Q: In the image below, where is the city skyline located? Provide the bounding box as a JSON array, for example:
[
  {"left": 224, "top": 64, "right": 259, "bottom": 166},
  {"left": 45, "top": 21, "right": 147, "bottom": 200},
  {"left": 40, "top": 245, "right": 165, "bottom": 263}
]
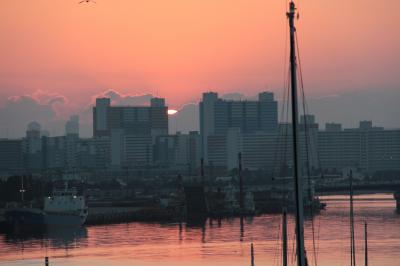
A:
[
  {"left": 1, "top": 91, "right": 398, "bottom": 176},
  {"left": 0, "top": 88, "right": 399, "bottom": 138}
]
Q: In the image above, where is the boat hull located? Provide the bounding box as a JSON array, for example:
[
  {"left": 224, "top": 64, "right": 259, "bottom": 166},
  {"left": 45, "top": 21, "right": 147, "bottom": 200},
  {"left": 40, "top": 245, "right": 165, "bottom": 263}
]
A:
[{"left": 5, "top": 208, "right": 87, "bottom": 227}]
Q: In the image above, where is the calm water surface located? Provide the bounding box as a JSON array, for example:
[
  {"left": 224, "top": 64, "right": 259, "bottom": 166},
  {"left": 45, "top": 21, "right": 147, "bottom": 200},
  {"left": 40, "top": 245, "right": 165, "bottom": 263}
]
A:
[{"left": 1, "top": 193, "right": 399, "bottom": 266}]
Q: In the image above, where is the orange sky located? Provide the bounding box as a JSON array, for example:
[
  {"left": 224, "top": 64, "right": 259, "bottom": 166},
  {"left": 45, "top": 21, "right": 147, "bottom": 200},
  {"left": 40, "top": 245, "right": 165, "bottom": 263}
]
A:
[{"left": 0, "top": 0, "right": 399, "bottom": 109}]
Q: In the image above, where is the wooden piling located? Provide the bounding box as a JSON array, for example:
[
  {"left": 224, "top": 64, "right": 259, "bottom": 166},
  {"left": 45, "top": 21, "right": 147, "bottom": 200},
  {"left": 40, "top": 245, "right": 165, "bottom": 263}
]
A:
[{"left": 251, "top": 242, "right": 255, "bottom": 266}]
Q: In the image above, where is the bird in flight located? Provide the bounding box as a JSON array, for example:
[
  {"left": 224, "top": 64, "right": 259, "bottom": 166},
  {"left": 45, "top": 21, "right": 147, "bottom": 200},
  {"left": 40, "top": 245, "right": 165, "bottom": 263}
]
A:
[{"left": 79, "top": 0, "right": 96, "bottom": 3}]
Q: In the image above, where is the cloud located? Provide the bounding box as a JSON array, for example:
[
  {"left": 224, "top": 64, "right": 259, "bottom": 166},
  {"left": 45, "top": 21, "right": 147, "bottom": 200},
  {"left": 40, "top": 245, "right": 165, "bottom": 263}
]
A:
[
  {"left": 93, "top": 89, "right": 153, "bottom": 106},
  {"left": 0, "top": 92, "right": 65, "bottom": 138},
  {"left": 47, "top": 95, "right": 67, "bottom": 105},
  {"left": 31, "top": 90, "right": 68, "bottom": 105},
  {"left": 221, "top": 92, "right": 245, "bottom": 101}
]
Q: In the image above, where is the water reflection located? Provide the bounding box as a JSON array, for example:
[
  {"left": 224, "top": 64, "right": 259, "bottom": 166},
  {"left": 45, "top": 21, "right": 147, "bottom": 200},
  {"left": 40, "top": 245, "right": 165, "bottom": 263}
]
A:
[
  {"left": 0, "top": 194, "right": 398, "bottom": 266},
  {"left": 3, "top": 226, "right": 88, "bottom": 253}
]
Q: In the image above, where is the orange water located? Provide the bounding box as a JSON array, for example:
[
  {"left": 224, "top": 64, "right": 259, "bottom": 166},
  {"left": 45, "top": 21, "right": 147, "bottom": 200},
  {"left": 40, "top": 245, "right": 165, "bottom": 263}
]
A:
[{"left": 1, "top": 193, "right": 399, "bottom": 266}]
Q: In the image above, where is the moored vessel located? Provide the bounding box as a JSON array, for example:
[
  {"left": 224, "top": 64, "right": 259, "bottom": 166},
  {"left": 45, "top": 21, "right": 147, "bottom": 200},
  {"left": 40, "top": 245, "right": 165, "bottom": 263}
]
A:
[{"left": 5, "top": 186, "right": 88, "bottom": 227}]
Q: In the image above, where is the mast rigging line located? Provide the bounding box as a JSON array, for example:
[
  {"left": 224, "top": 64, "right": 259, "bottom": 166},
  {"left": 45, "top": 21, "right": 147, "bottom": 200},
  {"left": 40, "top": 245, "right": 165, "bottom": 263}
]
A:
[
  {"left": 293, "top": 29, "right": 325, "bottom": 181},
  {"left": 294, "top": 30, "right": 320, "bottom": 266}
]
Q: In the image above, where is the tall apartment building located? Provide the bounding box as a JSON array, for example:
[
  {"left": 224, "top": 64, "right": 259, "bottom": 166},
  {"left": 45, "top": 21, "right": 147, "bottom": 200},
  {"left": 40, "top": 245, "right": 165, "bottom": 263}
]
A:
[
  {"left": 42, "top": 136, "right": 66, "bottom": 169},
  {"left": 199, "top": 91, "right": 278, "bottom": 162},
  {"left": 124, "top": 135, "right": 153, "bottom": 167},
  {"left": 65, "top": 115, "right": 79, "bottom": 137},
  {"left": 218, "top": 122, "right": 317, "bottom": 173},
  {"left": 0, "top": 139, "right": 23, "bottom": 174},
  {"left": 154, "top": 131, "right": 201, "bottom": 172},
  {"left": 93, "top": 97, "right": 168, "bottom": 137},
  {"left": 318, "top": 121, "right": 400, "bottom": 173},
  {"left": 207, "top": 128, "right": 242, "bottom": 170},
  {"left": 92, "top": 97, "right": 169, "bottom": 169},
  {"left": 23, "top": 122, "right": 43, "bottom": 170},
  {"left": 202, "top": 113, "right": 339, "bottom": 174},
  {"left": 239, "top": 119, "right": 399, "bottom": 175}
]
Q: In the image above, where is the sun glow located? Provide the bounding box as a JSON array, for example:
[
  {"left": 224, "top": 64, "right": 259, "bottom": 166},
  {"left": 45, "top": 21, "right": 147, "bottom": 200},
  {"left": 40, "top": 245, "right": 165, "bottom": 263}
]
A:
[{"left": 167, "top": 109, "right": 178, "bottom": 115}]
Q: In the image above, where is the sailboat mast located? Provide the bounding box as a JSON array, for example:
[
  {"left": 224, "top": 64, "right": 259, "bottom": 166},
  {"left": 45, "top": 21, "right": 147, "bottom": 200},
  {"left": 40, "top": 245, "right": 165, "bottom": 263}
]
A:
[
  {"left": 239, "top": 152, "right": 244, "bottom": 211},
  {"left": 19, "top": 175, "right": 25, "bottom": 202},
  {"left": 287, "top": 2, "right": 306, "bottom": 266},
  {"left": 201, "top": 158, "right": 205, "bottom": 183}
]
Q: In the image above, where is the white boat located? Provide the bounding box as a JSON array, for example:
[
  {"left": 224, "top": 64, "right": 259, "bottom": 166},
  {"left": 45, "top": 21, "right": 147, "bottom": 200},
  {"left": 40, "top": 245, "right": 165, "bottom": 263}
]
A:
[{"left": 5, "top": 186, "right": 88, "bottom": 227}]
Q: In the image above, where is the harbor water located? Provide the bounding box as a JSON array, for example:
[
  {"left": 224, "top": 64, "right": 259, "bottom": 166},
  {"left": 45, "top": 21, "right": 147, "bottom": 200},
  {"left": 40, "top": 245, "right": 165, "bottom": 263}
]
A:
[{"left": 0, "top": 193, "right": 399, "bottom": 266}]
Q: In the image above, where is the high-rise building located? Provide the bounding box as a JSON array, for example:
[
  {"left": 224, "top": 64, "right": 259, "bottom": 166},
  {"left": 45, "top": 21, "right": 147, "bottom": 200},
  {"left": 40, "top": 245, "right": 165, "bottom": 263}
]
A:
[
  {"left": 65, "top": 115, "right": 79, "bottom": 137},
  {"left": 153, "top": 131, "right": 201, "bottom": 172},
  {"left": 24, "top": 122, "right": 43, "bottom": 170},
  {"left": 92, "top": 97, "right": 169, "bottom": 169},
  {"left": 325, "top": 123, "right": 342, "bottom": 132},
  {"left": 84, "top": 136, "right": 111, "bottom": 170},
  {"left": 200, "top": 91, "right": 278, "bottom": 163},
  {"left": 124, "top": 135, "right": 153, "bottom": 167},
  {"left": 93, "top": 97, "right": 168, "bottom": 137},
  {"left": 318, "top": 122, "right": 400, "bottom": 173},
  {"left": 199, "top": 92, "right": 218, "bottom": 162},
  {"left": 0, "top": 139, "right": 23, "bottom": 174},
  {"left": 42, "top": 136, "right": 66, "bottom": 169}
]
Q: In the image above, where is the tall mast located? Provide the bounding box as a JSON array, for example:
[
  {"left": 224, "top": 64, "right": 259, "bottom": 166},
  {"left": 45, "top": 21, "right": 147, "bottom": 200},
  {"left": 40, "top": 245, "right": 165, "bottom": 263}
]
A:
[
  {"left": 201, "top": 158, "right": 204, "bottom": 182},
  {"left": 239, "top": 152, "right": 244, "bottom": 211},
  {"left": 19, "top": 175, "right": 26, "bottom": 202},
  {"left": 287, "top": 2, "right": 307, "bottom": 266}
]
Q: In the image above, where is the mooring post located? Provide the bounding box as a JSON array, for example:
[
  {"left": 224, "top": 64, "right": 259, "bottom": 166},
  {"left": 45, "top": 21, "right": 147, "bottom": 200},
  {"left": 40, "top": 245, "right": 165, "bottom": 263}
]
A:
[
  {"left": 251, "top": 242, "right": 255, "bottom": 266},
  {"left": 365, "top": 222, "right": 368, "bottom": 266}
]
